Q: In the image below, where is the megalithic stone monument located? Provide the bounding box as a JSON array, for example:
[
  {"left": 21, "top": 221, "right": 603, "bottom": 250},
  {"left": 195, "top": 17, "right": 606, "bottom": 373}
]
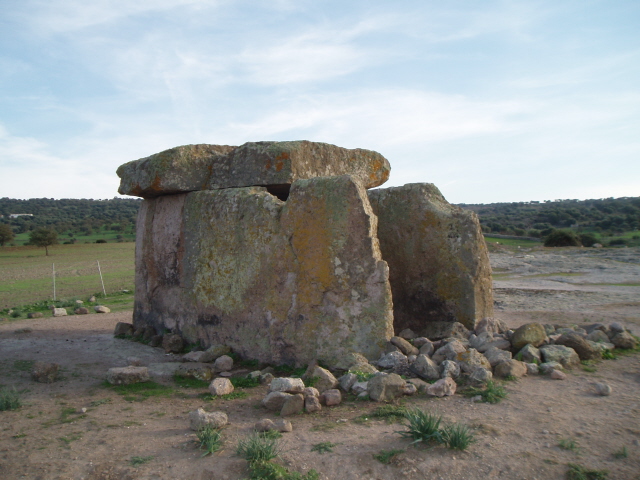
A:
[{"left": 117, "top": 140, "right": 492, "bottom": 367}]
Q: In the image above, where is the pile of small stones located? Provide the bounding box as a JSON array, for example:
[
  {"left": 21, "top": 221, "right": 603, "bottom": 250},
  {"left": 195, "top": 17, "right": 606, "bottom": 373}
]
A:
[{"left": 109, "top": 318, "right": 637, "bottom": 433}]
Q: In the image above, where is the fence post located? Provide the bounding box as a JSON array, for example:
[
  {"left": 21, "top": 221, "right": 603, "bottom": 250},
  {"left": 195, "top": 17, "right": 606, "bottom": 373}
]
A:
[
  {"left": 97, "top": 260, "right": 107, "bottom": 298},
  {"left": 52, "top": 263, "right": 56, "bottom": 301}
]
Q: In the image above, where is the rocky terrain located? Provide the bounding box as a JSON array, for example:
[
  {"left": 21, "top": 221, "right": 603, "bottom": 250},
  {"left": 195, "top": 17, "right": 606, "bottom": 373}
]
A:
[{"left": 0, "top": 246, "right": 638, "bottom": 480}]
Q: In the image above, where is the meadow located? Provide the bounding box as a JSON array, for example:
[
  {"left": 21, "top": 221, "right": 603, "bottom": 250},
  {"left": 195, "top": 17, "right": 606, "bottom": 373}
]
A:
[{"left": 0, "top": 242, "right": 135, "bottom": 311}]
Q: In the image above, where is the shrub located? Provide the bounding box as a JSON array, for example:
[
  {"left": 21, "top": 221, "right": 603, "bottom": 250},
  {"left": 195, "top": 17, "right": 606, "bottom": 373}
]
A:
[
  {"left": 197, "top": 425, "right": 223, "bottom": 457},
  {"left": 0, "top": 387, "right": 22, "bottom": 411},
  {"left": 236, "top": 432, "right": 281, "bottom": 463},
  {"left": 608, "top": 238, "right": 626, "bottom": 246},
  {"left": 463, "top": 380, "right": 507, "bottom": 404},
  {"left": 579, "top": 233, "right": 598, "bottom": 247},
  {"left": 398, "top": 409, "right": 443, "bottom": 445},
  {"left": 566, "top": 463, "right": 608, "bottom": 480},
  {"left": 440, "top": 423, "right": 476, "bottom": 451},
  {"left": 544, "top": 230, "right": 581, "bottom": 247},
  {"left": 95, "top": 239, "right": 107, "bottom": 244}
]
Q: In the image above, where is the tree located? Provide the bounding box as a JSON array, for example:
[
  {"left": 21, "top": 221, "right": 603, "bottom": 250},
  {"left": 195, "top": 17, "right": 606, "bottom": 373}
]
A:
[
  {"left": 29, "top": 228, "right": 58, "bottom": 255},
  {"left": 0, "top": 224, "right": 14, "bottom": 246},
  {"left": 543, "top": 229, "right": 580, "bottom": 247}
]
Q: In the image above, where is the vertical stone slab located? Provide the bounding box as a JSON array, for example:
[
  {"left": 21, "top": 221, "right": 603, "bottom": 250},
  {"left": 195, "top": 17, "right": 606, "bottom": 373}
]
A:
[
  {"left": 134, "top": 176, "right": 393, "bottom": 367},
  {"left": 280, "top": 175, "right": 394, "bottom": 363},
  {"left": 368, "top": 183, "right": 493, "bottom": 332}
]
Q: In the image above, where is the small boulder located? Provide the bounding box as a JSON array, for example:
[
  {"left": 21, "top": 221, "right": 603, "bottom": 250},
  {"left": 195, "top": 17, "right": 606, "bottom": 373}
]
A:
[
  {"left": 274, "top": 419, "right": 293, "bottom": 432},
  {"left": 511, "top": 323, "right": 546, "bottom": 350},
  {"left": 262, "top": 391, "right": 292, "bottom": 411},
  {"left": 333, "top": 352, "right": 370, "bottom": 371},
  {"left": 338, "top": 373, "right": 357, "bottom": 392},
  {"left": 303, "top": 387, "right": 319, "bottom": 398},
  {"left": 182, "top": 351, "right": 207, "bottom": 363},
  {"left": 539, "top": 362, "right": 563, "bottom": 375},
  {"left": 280, "top": 394, "right": 304, "bottom": 416},
  {"left": 31, "top": 362, "right": 60, "bottom": 383},
  {"left": 27, "top": 312, "right": 44, "bottom": 319},
  {"left": 403, "top": 383, "right": 417, "bottom": 395},
  {"left": 390, "top": 336, "right": 419, "bottom": 356},
  {"left": 351, "top": 381, "right": 368, "bottom": 395},
  {"left": 406, "top": 378, "right": 429, "bottom": 393},
  {"left": 74, "top": 307, "right": 89, "bottom": 315},
  {"left": 255, "top": 418, "right": 277, "bottom": 432},
  {"left": 320, "top": 389, "right": 341, "bottom": 406},
  {"left": 304, "top": 365, "right": 338, "bottom": 393},
  {"left": 94, "top": 306, "right": 110, "bottom": 314},
  {"left": 555, "top": 332, "right": 602, "bottom": 361},
  {"left": 611, "top": 331, "right": 637, "bottom": 350},
  {"left": 213, "top": 355, "right": 234, "bottom": 372},
  {"left": 540, "top": 345, "right": 580, "bottom": 369},
  {"left": 377, "top": 351, "right": 408, "bottom": 370},
  {"left": 422, "top": 321, "right": 469, "bottom": 341},
  {"left": 410, "top": 354, "right": 440, "bottom": 381},
  {"left": 469, "top": 366, "right": 493, "bottom": 385},
  {"left": 525, "top": 363, "right": 539, "bottom": 375},
  {"left": 484, "top": 347, "right": 512, "bottom": 367},
  {"left": 515, "top": 344, "right": 541, "bottom": 364},
  {"left": 106, "top": 366, "right": 149, "bottom": 385},
  {"left": 432, "top": 340, "right": 466, "bottom": 364},
  {"left": 455, "top": 348, "right": 491, "bottom": 374},
  {"left": 475, "top": 317, "right": 507, "bottom": 335},
  {"left": 550, "top": 370, "right": 567, "bottom": 380},
  {"left": 426, "top": 377, "right": 457, "bottom": 397},
  {"left": 269, "top": 377, "right": 305, "bottom": 394},
  {"left": 440, "top": 360, "right": 460, "bottom": 379},
  {"left": 200, "top": 344, "right": 232, "bottom": 363},
  {"left": 176, "top": 363, "right": 215, "bottom": 381},
  {"left": 52, "top": 308, "right": 68, "bottom": 317},
  {"left": 162, "top": 333, "right": 184, "bottom": 354},
  {"left": 418, "top": 340, "right": 434, "bottom": 357},
  {"left": 209, "top": 378, "right": 234, "bottom": 396},
  {"left": 189, "top": 408, "right": 228, "bottom": 430},
  {"left": 305, "top": 395, "right": 322, "bottom": 413},
  {"left": 594, "top": 382, "right": 612, "bottom": 396},
  {"left": 494, "top": 359, "right": 527, "bottom": 379},
  {"left": 398, "top": 328, "right": 417, "bottom": 340},
  {"left": 368, "top": 373, "right": 406, "bottom": 402},
  {"left": 586, "top": 330, "right": 610, "bottom": 343}
]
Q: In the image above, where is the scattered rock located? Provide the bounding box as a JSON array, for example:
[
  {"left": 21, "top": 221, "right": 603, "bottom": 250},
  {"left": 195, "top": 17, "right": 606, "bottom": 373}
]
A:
[
  {"left": 182, "top": 351, "right": 207, "bottom": 363},
  {"left": 611, "top": 331, "right": 637, "bottom": 350},
  {"left": 333, "top": 353, "right": 370, "bottom": 371},
  {"left": 398, "top": 328, "right": 417, "bottom": 340},
  {"left": 440, "top": 360, "right": 461, "bottom": 379},
  {"left": 176, "top": 363, "right": 215, "bottom": 381},
  {"left": 494, "top": 360, "right": 527, "bottom": 379},
  {"left": 469, "top": 367, "right": 493, "bottom": 385},
  {"left": 432, "top": 340, "right": 467, "bottom": 363},
  {"left": 31, "top": 362, "right": 60, "bottom": 383},
  {"left": 274, "top": 419, "right": 293, "bottom": 432},
  {"left": 320, "top": 389, "right": 342, "bottom": 406},
  {"left": 421, "top": 322, "right": 471, "bottom": 341},
  {"left": 189, "top": 408, "right": 228, "bottom": 430},
  {"left": 390, "top": 336, "right": 419, "bottom": 356},
  {"left": 269, "top": 377, "right": 305, "bottom": 394},
  {"left": 595, "top": 382, "right": 612, "bottom": 396},
  {"left": 162, "top": 333, "right": 184, "bottom": 354},
  {"left": 338, "top": 373, "right": 357, "bottom": 392},
  {"left": 209, "top": 378, "right": 234, "bottom": 396},
  {"left": 515, "top": 344, "right": 541, "bottom": 364},
  {"left": 540, "top": 345, "right": 580, "bottom": 369},
  {"left": 303, "top": 387, "right": 319, "bottom": 398},
  {"left": 586, "top": 330, "right": 610, "bottom": 343},
  {"left": 280, "top": 394, "right": 304, "bottom": 416},
  {"left": 304, "top": 365, "right": 338, "bottom": 393},
  {"left": 550, "top": 370, "right": 567, "bottom": 380},
  {"left": 27, "top": 312, "right": 44, "bottom": 319},
  {"left": 511, "top": 323, "right": 546, "bottom": 350},
  {"left": 106, "top": 366, "right": 150, "bottom": 385},
  {"left": 213, "top": 355, "right": 234, "bottom": 372},
  {"left": 200, "top": 344, "right": 232, "bottom": 363},
  {"left": 456, "top": 348, "right": 491, "bottom": 374},
  {"left": 555, "top": 332, "right": 602, "bottom": 361},
  {"left": 51, "top": 308, "right": 67, "bottom": 317},
  {"left": 475, "top": 317, "right": 507, "bottom": 335},
  {"left": 255, "top": 418, "right": 276, "bottom": 432},
  {"left": 406, "top": 378, "right": 429, "bottom": 393},
  {"left": 94, "top": 306, "right": 110, "bottom": 314},
  {"left": 403, "top": 383, "right": 417, "bottom": 395},
  {"left": 539, "top": 362, "right": 564, "bottom": 375},
  {"left": 525, "top": 363, "right": 539, "bottom": 375},
  {"left": 418, "top": 340, "right": 434, "bottom": 356},
  {"left": 74, "top": 307, "right": 89, "bottom": 315},
  {"left": 410, "top": 354, "right": 440, "bottom": 381},
  {"left": 377, "top": 351, "right": 408, "bottom": 370},
  {"left": 262, "top": 391, "right": 292, "bottom": 411},
  {"left": 367, "top": 373, "right": 406, "bottom": 402},
  {"left": 426, "top": 377, "right": 457, "bottom": 397},
  {"left": 305, "top": 395, "right": 322, "bottom": 413},
  {"left": 484, "top": 346, "right": 512, "bottom": 367}
]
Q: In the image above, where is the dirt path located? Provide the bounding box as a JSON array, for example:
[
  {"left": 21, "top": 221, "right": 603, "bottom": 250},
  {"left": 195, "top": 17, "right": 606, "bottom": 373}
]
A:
[{"left": 1, "top": 248, "right": 639, "bottom": 480}]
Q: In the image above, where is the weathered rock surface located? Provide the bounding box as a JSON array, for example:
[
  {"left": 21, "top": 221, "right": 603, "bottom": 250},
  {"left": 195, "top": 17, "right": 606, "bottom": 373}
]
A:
[
  {"left": 280, "top": 393, "right": 304, "bottom": 416},
  {"left": 410, "top": 354, "right": 440, "bottom": 380},
  {"left": 555, "top": 332, "right": 602, "bottom": 361},
  {"left": 303, "top": 366, "right": 338, "bottom": 393},
  {"left": 540, "top": 345, "right": 580, "bottom": 369},
  {"left": 494, "top": 359, "right": 527, "bottom": 378},
  {"left": 133, "top": 175, "right": 393, "bottom": 367},
  {"left": 390, "top": 336, "right": 419, "bottom": 356},
  {"left": 209, "top": 378, "right": 234, "bottom": 396},
  {"left": 455, "top": 348, "right": 491, "bottom": 373},
  {"left": 175, "top": 363, "right": 215, "bottom": 381},
  {"left": 114, "top": 322, "right": 134, "bottom": 337},
  {"left": 367, "top": 373, "right": 406, "bottom": 402},
  {"left": 106, "top": 366, "right": 150, "bottom": 385},
  {"left": 511, "top": 323, "right": 546, "bottom": 350},
  {"left": 426, "top": 377, "right": 457, "bottom": 397},
  {"left": 117, "top": 141, "right": 390, "bottom": 198},
  {"left": 269, "top": 377, "right": 305, "bottom": 394},
  {"left": 368, "top": 184, "right": 493, "bottom": 332},
  {"left": 611, "top": 331, "right": 637, "bottom": 350},
  {"left": 52, "top": 308, "right": 67, "bottom": 317},
  {"left": 262, "top": 391, "right": 293, "bottom": 411},
  {"left": 189, "top": 408, "right": 228, "bottom": 430},
  {"left": 162, "top": 333, "right": 184, "bottom": 354},
  {"left": 484, "top": 346, "right": 512, "bottom": 367},
  {"left": 94, "top": 306, "right": 111, "bottom": 313}
]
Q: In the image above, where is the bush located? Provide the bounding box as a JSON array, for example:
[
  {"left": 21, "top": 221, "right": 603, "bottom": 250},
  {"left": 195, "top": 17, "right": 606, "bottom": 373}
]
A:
[
  {"left": 608, "top": 238, "right": 627, "bottom": 246},
  {"left": 0, "top": 387, "right": 22, "bottom": 411},
  {"left": 95, "top": 239, "right": 107, "bottom": 244},
  {"left": 544, "top": 229, "right": 581, "bottom": 247},
  {"left": 579, "top": 233, "right": 598, "bottom": 247}
]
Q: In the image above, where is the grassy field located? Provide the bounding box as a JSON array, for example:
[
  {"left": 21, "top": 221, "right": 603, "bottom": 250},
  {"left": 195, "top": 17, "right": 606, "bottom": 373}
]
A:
[
  {"left": 13, "top": 229, "right": 136, "bottom": 245},
  {"left": 484, "top": 236, "right": 542, "bottom": 247},
  {"left": 0, "top": 242, "right": 135, "bottom": 312}
]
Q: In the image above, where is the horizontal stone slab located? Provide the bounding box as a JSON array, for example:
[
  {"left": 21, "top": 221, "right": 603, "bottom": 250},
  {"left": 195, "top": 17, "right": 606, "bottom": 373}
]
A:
[{"left": 117, "top": 141, "right": 390, "bottom": 198}]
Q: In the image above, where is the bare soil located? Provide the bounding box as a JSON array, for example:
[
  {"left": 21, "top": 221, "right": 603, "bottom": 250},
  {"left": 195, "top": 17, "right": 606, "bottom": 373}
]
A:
[{"left": 1, "top": 247, "right": 639, "bottom": 480}]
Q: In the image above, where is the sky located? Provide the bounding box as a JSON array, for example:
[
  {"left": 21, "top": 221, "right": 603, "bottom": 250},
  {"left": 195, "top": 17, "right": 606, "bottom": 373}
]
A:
[{"left": 1, "top": 0, "right": 639, "bottom": 204}]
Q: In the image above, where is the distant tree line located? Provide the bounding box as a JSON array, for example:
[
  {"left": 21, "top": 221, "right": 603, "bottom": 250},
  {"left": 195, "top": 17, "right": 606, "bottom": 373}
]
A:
[
  {"left": 0, "top": 197, "right": 142, "bottom": 240},
  {"left": 461, "top": 197, "right": 640, "bottom": 240}
]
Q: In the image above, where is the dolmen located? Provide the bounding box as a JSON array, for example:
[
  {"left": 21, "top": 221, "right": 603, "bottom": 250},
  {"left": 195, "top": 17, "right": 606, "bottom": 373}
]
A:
[{"left": 117, "top": 141, "right": 492, "bottom": 367}]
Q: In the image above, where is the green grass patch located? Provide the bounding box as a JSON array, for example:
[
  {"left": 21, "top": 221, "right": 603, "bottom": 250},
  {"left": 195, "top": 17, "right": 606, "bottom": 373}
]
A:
[
  {"left": 130, "top": 455, "right": 154, "bottom": 467},
  {"left": 483, "top": 236, "right": 541, "bottom": 247},
  {"left": 367, "top": 404, "right": 410, "bottom": 423},
  {"left": 463, "top": 380, "right": 507, "bottom": 404},
  {"left": 173, "top": 375, "right": 210, "bottom": 389},
  {"left": 105, "top": 381, "right": 175, "bottom": 401},
  {"left": 237, "top": 432, "right": 281, "bottom": 463},
  {"left": 311, "top": 442, "right": 336, "bottom": 454},
  {"left": 197, "top": 425, "right": 223, "bottom": 457},
  {"left": 440, "top": 423, "right": 476, "bottom": 451},
  {"left": 13, "top": 360, "right": 34, "bottom": 372},
  {"left": 559, "top": 437, "right": 580, "bottom": 453},
  {"left": 566, "top": 463, "right": 608, "bottom": 480},
  {"left": 0, "top": 387, "right": 22, "bottom": 411},
  {"left": 398, "top": 409, "right": 443, "bottom": 445},
  {"left": 58, "top": 432, "right": 82, "bottom": 447},
  {"left": 373, "top": 449, "right": 404, "bottom": 464},
  {"left": 612, "top": 446, "right": 628, "bottom": 459},
  {"left": 200, "top": 390, "right": 249, "bottom": 402},
  {"left": 247, "top": 461, "right": 320, "bottom": 480},
  {"left": 230, "top": 376, "right": 260, "bottom": 389}
]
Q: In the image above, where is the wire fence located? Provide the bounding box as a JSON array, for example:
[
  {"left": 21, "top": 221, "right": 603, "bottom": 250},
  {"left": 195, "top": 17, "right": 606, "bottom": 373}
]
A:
[{"left": 0, "top": 259, "right": 134, "bottom": 309}]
